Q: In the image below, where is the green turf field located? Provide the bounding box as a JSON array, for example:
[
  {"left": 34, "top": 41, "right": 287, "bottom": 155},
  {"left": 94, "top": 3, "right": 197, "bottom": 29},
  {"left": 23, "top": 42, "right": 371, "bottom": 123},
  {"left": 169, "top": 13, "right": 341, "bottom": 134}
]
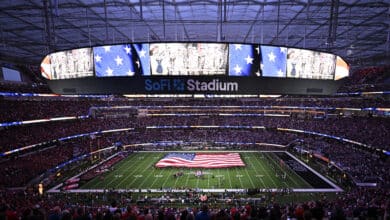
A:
[{"left": 80, "top": 151, "right": 321, "bottom": 190}]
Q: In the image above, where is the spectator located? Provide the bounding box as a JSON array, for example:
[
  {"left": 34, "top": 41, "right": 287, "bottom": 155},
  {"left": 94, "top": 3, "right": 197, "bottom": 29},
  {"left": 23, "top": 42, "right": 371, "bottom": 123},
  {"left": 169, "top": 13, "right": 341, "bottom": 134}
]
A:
[{"left": 195, "top": 205, "right": 210, "bottom": 220}]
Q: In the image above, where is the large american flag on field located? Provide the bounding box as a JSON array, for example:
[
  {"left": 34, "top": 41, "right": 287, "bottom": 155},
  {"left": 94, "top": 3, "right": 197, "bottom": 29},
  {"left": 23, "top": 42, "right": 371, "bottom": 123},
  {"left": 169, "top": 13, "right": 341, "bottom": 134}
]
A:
[{"left": 155, "top": 153, "right": 245, "bottom": 168}]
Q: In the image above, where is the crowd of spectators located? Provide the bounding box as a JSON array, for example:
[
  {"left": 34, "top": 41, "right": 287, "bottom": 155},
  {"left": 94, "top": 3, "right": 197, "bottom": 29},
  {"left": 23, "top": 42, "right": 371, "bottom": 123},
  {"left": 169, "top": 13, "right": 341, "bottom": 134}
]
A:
[
  {"left": 1, "top": 113, "right": 388, "bottom": 153},
  {"left": 0, "top": 185, "right": 389, "bottom": 220},
  {"left": 1, "top": 96, "right": 389, "bottom": 122},
  {"left": 295, "top": 138, "right": 389, "bottom": 186},
  {"left": 0, "top": 118, "right": 137, "bottom": 152},
  {"left": 0, "top": 144, "right": 74, "bottom": 187},
  {"left": 338, "top": 65, "right": 390, "bottom": 93},
  {"left": 0, "top": 98, "right": 122, "bottom": 122},
  {"left": 0, "top": 134, "right": 116, "bottom": 187},
  {"left": 0, "top": 81, "right": 51, "bottom": 93}
]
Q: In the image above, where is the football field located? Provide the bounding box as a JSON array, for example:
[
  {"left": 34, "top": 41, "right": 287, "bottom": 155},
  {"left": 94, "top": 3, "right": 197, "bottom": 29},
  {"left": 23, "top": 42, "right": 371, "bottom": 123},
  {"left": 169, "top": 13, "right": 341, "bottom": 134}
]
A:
[{"left": 80, "top": 151, "right": 340, "bottom": 192}]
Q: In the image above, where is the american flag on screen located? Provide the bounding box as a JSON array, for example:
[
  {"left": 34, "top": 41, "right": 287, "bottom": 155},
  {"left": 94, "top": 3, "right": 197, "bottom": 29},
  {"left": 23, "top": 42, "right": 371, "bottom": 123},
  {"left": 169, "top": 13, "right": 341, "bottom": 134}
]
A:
[
  {"left": 260, "top": 45, "right": 287, "bottom": 77},
  {"left": 228, "top": 44, "right": 260, "bottom": 76},
  {"left": 155, "top": 153, "right": 245, "bottom": 168},
  {"left": 93, "top": 44, "right": 150, "bottom": 77}
]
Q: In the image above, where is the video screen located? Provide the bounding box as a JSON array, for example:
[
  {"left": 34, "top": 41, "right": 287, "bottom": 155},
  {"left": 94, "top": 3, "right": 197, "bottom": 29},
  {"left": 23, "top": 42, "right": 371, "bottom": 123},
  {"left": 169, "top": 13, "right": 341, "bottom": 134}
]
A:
[
  {"left": 2, "top": 67, "right": 21, "bottom": 82},
  {"left": 149, "top": 43, "right": 228, "bottom": 75},
  {"left": 41, "top": 43, "right": 347, "bottom": 82},
  {"left": 260, "top": 46, "right": 287, "bottom": 77},
  {"left": 287, "top": 48, "right": 335, "bottom": 79},
  {"left": 94, "top": 44, "right": 150, "bottom": 77},
  {"left": 334, "top": 56, "right": 349, "bottom": 80},
  {"left": 228, "top": 44, "right": 260, "bottom": 76},
  {"left": 46, "top": 48, "right": 93, "bottom": 79}
]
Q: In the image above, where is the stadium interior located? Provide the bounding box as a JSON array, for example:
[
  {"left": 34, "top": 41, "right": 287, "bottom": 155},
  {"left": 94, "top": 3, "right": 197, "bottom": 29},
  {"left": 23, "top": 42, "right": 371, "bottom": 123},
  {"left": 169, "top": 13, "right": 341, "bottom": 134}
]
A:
[{"left": 0, "top": 1, "right": 389, "bottom": 220}]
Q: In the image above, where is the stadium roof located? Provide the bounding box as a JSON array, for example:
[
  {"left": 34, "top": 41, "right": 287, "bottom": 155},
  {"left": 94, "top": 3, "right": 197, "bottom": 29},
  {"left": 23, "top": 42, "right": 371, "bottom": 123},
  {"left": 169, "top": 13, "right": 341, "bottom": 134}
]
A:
[{"left": 0, "top": 0, "right": 389, "bottom": 69}]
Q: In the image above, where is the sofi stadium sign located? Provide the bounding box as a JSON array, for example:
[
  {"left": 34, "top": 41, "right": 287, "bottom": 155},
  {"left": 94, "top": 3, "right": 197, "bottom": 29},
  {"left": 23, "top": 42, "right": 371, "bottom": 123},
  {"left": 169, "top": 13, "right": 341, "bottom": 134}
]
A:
[{"left": 145, "top": 79, "right": 238, "bottom": 92}]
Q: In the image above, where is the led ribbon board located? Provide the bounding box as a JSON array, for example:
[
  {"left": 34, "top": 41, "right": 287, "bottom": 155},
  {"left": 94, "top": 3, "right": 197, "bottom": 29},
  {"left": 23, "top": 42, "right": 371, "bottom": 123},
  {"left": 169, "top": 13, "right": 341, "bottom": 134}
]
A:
[{"left": 41, "top": 43, "right": 349, "bottom": 95}]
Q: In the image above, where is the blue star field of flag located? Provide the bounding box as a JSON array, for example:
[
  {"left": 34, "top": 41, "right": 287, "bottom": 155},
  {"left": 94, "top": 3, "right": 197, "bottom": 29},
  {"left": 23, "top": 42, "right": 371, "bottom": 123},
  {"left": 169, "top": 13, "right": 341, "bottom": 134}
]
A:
[
  {"left": 228, "top": 44, "right": 260, "bottom": 76},
  {"left": 93, "top": 44, "right": 150, "bottom": 77},
  {"left": 162, "top": 153, "right": 196, "bottom": 161},
  {"left": 260, "top": 45, "right": 287, "bottom": 78}
]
